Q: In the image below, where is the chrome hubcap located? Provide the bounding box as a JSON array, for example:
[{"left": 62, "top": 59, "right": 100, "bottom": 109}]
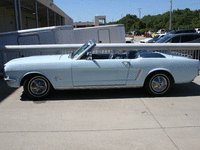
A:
[
  {"left": 30, "top": 78, "right": 47, "bottom": 95},
  {"left": 151, "top": 75, "right": 168, "bottom": 92}
]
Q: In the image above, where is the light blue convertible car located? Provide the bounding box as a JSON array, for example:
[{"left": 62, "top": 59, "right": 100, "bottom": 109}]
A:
[{"left": 4, "top": 40, "right": 200, "bottom": 99}]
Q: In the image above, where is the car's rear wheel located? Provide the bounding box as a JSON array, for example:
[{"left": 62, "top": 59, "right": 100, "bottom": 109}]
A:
[
  {"left": 23, "top": 75, "right": 52, "bottom": 99},
  {"left": 145, "top": 73, "right": 172, "bottom": 96}
]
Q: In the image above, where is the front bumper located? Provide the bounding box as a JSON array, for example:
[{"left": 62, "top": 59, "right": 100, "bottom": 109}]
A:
[
  {"left": 4, "top": 76, "right": 17, "bottom": 82},
  {"left": 4, "top": 76, "right": 19, "bottom": 88}
]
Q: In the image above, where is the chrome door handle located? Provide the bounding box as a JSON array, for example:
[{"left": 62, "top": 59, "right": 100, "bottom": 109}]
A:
[{"left": 122, "top": 61, "right": 130, "bottom": 67}]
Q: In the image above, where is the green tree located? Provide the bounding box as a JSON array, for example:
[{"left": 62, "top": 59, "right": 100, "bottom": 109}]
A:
[{"left": 108, "top": 8, "right": 200, "bottom": 32}]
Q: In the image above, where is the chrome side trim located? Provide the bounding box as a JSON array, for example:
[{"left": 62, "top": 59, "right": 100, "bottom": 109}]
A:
[
  {"left": 136, "top": 69, "right": 143, "bottom": 81},
  {"left": 55, "top": 85, "right": 143, "bottom": 90},
  {"left": 4, "top": 77, "right": 17, "bottom": 82}
]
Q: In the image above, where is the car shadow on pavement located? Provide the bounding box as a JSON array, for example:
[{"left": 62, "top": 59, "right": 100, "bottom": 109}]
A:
[
  {"left": 20, "top": 82, "right": 200, "bottom": 101},
  {"left": 167, "top": 82, "right": 200, "bottom": 97},
  {"left": 0, "top": 77, "right": 17, "bottom": 103}
]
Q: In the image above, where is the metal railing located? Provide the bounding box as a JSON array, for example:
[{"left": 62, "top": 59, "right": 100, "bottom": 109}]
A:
[{"left": 1, "top": 43, "right": 200, "bottom": 75}]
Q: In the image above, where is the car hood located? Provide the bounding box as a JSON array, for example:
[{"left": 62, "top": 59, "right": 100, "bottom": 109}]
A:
[
  {"left": 5, "top": 54, "right": 70, "bottom": 66},
  {"left": 140, "top": 38, "right": 152, "bottom": 43}
]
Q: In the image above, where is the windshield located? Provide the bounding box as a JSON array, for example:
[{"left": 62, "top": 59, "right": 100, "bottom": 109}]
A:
[
  {"left": 148, "top": 35, "right": 160, "bottom": 43},
  {"left": 152, "top": 35, "right": 160, "bottom": 39},
  {"left": 72, "top": 43, "right": 89, "bottom": 59},
  {"left": 156, "top": 35, "right": 170, "bottom": 43},
  {"left": 71, "top": 40, "right": 96, "bottom": 60},
  {"left": 166, "top": 30, "right": 175, "bottom": 35}
]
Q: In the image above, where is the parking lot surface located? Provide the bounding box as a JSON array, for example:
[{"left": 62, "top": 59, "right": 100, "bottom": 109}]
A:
[
  {"left": 134, "top": 35, "right": 147, "bottom": 43},
  {"left": 0, "top": 75, "right": 200, "bottom": 150}
]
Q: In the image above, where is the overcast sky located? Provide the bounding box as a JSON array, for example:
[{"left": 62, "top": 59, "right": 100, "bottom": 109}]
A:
[{"left": 54, "top": 0, "right": 200, "bottom": 22}]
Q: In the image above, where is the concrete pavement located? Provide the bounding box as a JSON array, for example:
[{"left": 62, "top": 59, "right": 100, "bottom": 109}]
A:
[{"left": 0, "top": 76, "right": 200, "bottom": 150}]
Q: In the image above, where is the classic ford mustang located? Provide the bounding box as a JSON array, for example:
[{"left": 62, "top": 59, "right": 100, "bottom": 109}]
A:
[{"left": 4, "top": 40, "right": 200, "bottom": 99}]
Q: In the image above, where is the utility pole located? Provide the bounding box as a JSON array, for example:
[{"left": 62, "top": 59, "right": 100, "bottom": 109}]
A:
[
  {"left": 169, "top": 0, "right": 172, "bottom": 30},
  {"left": 138, "top": 8, "right": 142, "bottom": 19}
]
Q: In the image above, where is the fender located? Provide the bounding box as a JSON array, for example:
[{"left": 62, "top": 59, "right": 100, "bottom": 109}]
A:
[
  {"left": 147, "top": 68, "right": 172, "bottom": 76},
  {"left": 145, "top": 68, "right": 175, "bottom": 84},
  {"left": 20, "top": 71, "right": 52, "bottom": 86}
]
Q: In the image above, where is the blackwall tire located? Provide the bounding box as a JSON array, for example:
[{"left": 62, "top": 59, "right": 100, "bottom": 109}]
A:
[{"left": 23, "top": 75, "right": 52, "bottom": 100}]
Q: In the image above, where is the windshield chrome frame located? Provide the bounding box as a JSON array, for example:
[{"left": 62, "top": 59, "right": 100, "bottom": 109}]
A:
[{"left": 72, "top": 40, "right": 96, "bottom": 60}]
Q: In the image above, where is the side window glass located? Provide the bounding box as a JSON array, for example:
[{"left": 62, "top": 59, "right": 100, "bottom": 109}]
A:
[
  {"left": 167, "top": 39, "right": 172, "bottom": 43},
  {"left": 181, "top": 36, "right": 194, "bottom": 43},
  {"left": 194, "top": 35, "right": 200, "bottom": 40},
  {"left": 171, "top": 36, "right": 180, "bottom": 43}
]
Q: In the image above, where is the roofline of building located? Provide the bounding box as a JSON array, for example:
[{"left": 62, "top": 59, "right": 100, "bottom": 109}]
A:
[{"left": 37, "top": 0, "right": 73, "bottom": 21}]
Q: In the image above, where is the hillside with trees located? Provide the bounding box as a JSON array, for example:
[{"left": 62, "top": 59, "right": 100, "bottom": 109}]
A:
[{"left": 108, "top": 8, "right": 200, "bottom": 32}]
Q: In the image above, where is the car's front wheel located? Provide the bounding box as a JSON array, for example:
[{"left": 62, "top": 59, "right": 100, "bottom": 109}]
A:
[
  {"left": 145, "top": 73, "right": 172, "bottom": 96},
  {"left": 23, "top": 75, "right": 52, "bottom": 99}
]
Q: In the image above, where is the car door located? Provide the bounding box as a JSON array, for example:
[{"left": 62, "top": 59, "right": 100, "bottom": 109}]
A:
[
  {"left": 72, "top": 59, "right": 130, "bottom": 86},
  {"left": 181, "top": 35, "right": 195, "bottom": 43},
  {"left": 169, "top": 36, "right": 181, "bottom": 43}
]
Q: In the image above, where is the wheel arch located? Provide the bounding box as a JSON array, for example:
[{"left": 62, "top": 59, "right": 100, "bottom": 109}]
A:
[
  {"left": 20, "top": 72, "right": 52, "bottom": 87},
  {"left": 144, "top": 69, "right": 175, "bottom": 85}
]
